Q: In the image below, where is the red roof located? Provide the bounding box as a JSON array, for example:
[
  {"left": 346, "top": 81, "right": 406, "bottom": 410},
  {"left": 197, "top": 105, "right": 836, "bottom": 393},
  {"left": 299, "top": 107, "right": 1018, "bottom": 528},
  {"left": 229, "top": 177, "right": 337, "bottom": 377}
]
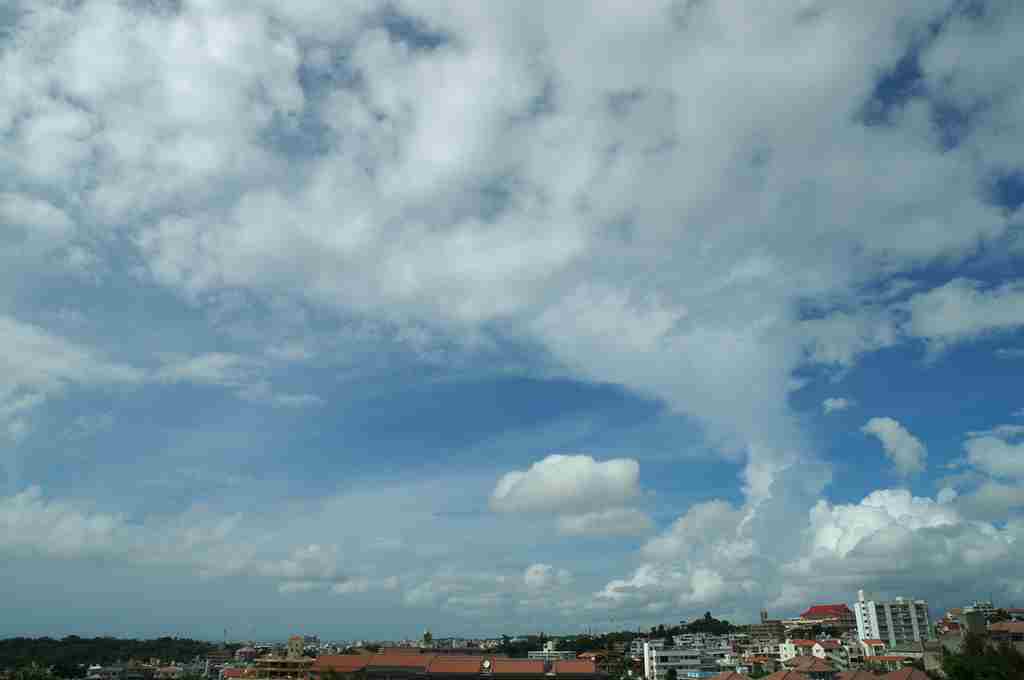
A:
[
  {"left": 835, "top": 672, "right": 878, "bottom": 680},
  {"left": 763, "top": 672, "right": 810, "bottom": 680},
  {"left": 553, "top": 661, "right": 598, "bottom": 675},
  {"left": 313, "top": 656, "right": 371, "bottom": 673},
  {"left": 790, "top": 658, "right": 833, "bottom": 672},
  {"left": 427, "top": 658, "right": 483, "bottom": 674},
  {"left": 490, "top": 660, "right": 546, "bottom": 675},
  {"left": 816, "top": 640, "right": 841, "bottom": 649},
  {"left": 801, "top": 604, "right": 853, "bottom": 619},
  {"left": 711, "top": 673, "right": 753, "bottom": 680},
  {"left": 861, "top": 640, "right": 885, "bottom": 646},
  {"left": 990, "top": 621, "right": 1024, "bottom": 634},
  {"left": 790, "top": 640, "right": 817, "bottom": 647},
  {"left": 368, "top": 654, "right": 435, "bottom": 668},
  {"left": 221, "top": 671, "right": 246, "bottom": 679},
  {"left": 881, "top": 670, "right": 929, "bottom": 680}
]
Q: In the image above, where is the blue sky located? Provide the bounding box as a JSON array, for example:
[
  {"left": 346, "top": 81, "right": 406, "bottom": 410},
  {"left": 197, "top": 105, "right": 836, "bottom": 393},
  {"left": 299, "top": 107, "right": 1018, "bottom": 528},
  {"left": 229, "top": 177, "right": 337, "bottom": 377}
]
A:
[{"left": 1, "top": 0, "right": 1024, "bottom": 641}]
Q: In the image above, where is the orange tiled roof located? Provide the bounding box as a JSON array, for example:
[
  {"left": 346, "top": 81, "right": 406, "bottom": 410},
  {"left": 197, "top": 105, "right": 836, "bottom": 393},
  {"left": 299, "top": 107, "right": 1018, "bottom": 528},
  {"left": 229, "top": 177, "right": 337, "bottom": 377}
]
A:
[
  {"left": 790, "top": 658, "right": 833, "bottom": 672},
  {"left": 711, "top": 672, "right": 753, "bottom": 680},
  {"left": 880, "top": 670, "right": 929, "bottom": 680},
  {"left": 368, "top": 654, "right": 435, "bottom": 668},
  {"left": 313, "top": 656, "right": 371, "bottom": 673},
  {"left": 490, "top": 660, "right": 546, "bottom": 675},
  {"left": 763, "top": 671, "right": 810, "bottom": 680},
  {"left": 801, "top": 605, "right": 853, "bottom": 619},
  {"left": 836, "top": 671, "right": 879, "bottom": 680},
  {"left": 990, "top": 621, "right": 1024, "bottom": 634},
  {"left": 427, "top": 657, "right": 483, "bottom": 674},
  {"left": 790, "top": 640, "right": 817, "bottom": 647},
  {"left": 552, "top": 660, "right": 597, "bottom": 675}
]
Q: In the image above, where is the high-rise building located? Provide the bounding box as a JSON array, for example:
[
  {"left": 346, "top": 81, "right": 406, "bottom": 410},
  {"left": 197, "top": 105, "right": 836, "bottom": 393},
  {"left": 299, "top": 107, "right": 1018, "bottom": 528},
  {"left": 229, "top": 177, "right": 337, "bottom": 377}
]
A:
[{"left": 854, "top": 589, "right": 932, "bottom": 646}]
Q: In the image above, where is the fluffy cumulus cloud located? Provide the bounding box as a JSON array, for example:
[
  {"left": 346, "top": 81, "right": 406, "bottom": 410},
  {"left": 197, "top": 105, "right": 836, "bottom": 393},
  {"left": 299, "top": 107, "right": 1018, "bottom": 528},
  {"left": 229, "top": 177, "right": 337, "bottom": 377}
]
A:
[
  {"left": 2, "top": 0, "right": 1024, "bottom": 635},
  {"left": 491, "top": 454, "right": 641, "bottom": 514},
  {"left": 862, "top": 417, "right": 928, "bottom": 476}
]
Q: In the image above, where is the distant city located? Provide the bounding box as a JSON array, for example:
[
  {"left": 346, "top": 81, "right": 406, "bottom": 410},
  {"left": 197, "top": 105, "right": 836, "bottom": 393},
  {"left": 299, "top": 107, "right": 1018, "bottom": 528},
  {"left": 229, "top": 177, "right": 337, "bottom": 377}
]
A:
[{"left": 3, "top": 588, "right": 1023, "bottom": 680}]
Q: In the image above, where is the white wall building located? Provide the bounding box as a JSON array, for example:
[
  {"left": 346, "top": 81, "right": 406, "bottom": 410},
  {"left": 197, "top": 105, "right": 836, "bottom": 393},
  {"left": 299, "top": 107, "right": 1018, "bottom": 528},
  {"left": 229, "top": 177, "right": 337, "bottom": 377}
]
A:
[
  {"left": 642, "top": 642, "right": 717, "bottom": 680},
  {"left": 854, "top": 589, "right": 933, "bottom": 646}
]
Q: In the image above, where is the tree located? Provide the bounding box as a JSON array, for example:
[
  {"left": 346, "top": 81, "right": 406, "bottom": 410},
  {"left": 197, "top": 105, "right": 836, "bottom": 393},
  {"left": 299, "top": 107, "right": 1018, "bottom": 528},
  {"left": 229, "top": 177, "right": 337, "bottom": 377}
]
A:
[{"left": 665, "top": 670, "right": 677, "bottom": 680}]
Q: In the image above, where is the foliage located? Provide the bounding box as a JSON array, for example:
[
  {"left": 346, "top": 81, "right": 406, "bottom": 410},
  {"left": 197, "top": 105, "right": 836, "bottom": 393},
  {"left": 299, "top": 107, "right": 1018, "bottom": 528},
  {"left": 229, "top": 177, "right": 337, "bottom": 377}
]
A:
[
  {"left": 941, "top": 633, "right": 1024, "bottom": 680},
  {"left": 664, "top": 670, "right": 677, "bottom": 680},
  {"left": 0, "top": 637, "right": 225, "bottom": 676}
]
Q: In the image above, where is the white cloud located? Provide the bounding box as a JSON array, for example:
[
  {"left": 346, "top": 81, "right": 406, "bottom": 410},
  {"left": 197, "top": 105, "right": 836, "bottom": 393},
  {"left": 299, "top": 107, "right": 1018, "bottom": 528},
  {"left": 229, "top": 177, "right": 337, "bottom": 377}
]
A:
[
  {"left": 490, "top": 454, "right": 641, "bottom": 514},
  {"left": 822, "top": 397, "right": 855, "bottom": 414},
  {"left": 964, "top": 428, "right": 1024, "bottom": 480},
  {"left": 523, "top": 563, "right": 572, "bottom": 590},
  {"left": 902, "top": 278, "right": 1024, "bottom": 347},
  {"left": 155, "top": 353, "right": 322, "bottom": 407},
  {"left": 2, "top": 0, "right": 1024, "bottom": 633},
  {"left": 0, "top": 315, "right": 143, "bottom": 448},
  {"left": 862, "top": 417, "right": 927, "bottom": 476},
  {"left": 557, "top": 507, "right": 653, "bottom": 537}
]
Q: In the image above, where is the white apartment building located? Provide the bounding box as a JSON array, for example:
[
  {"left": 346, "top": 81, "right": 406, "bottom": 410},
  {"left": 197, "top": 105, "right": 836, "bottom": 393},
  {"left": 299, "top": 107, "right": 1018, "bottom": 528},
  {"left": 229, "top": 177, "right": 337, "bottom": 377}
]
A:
[
  {"left": 854, "top": 589, "right": 933, "bottom": 646},
  {"left": 632, "top": 639, "right": 662, "bottom": 660},
  {"left": 642, "top": 642, "right": 717, "bottom": 680}
]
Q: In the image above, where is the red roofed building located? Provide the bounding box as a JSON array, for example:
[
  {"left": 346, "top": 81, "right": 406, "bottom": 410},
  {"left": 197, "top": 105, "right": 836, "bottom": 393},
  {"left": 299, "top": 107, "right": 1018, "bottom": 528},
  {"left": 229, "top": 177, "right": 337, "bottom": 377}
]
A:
[
  {"left": 880, "top": 669, "right": 929, "bottom": 680},
  {"left": 786, "top": 658, "right": 836, "bottom": 680},
  {"left": 779, "top": 640, "right": 817, "bottom": 663},
  {"left": 835, "top": 671, "right": 877, "bottom": 680},
  {"left": 710, "top": 672, "right": 752, "bottom": 680},
  {"left": 800, "top": 605, "right": 855, "bottom": 631},
  {"left": 762, "top": 671, "right": 811, "bottom": 680},
  {"left": 311, "top": 656, "right": 371, "bottom": 679},
  {"left": 313, "top": 655, "right": 605, "bottom": 680},
  {"left": 989, "top": 620, "right": 1024, "bottom": 653},
  {"left": 865, "top": 657, "right": 912, "bottom": 673}
]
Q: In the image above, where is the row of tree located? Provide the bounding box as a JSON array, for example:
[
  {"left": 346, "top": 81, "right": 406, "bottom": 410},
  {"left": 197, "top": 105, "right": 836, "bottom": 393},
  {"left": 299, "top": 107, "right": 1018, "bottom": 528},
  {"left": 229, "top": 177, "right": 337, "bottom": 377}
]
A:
[
  {"left": 941, "top": 633, "right": 1024, "bottom": 680},
  {"left": 0, "top": 637, "right": 225, "bottom": 677}
]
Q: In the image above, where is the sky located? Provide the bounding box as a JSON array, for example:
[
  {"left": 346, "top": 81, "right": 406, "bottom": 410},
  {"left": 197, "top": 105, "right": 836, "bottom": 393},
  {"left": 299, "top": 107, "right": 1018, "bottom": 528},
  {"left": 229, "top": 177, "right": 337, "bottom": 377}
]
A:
[{"left": 1, "top": 0, "right": 1023, "bottom": 642}]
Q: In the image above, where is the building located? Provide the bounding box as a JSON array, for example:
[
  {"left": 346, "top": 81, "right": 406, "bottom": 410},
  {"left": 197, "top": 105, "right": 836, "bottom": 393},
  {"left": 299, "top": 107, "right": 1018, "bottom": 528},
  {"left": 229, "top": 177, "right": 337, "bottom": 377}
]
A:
[
  {"left": 879, "top": 668, "right": 930, "bottom": 680},
  {"left": 810, "top": 642, "right": 848, "bottom": 671},
  {"left": 642, "top": 642, "right": 718, "bottom": 680},
  {"left": 310, "top": 655, "right": 606, "bottom": 680},
  {"left": 527, "top": 652, "right": 576, "bottom": 662},
  {"left": 854, "top": 590, "right": 932, "bottom": 646},
  {"left": 778, "top": 641, "right": 816, "bottom": 663},
  {"left": 857, "top": 640, "right": 886, "bottom": 659},
  {"left": 799, "top": 606, "right": 856, "bottom": 632},
  {"left": 989, "top": 621, "right": 1024, "bottom": 653},
  {"left": 632, "top": 640, "right": 662, "bottom": 660},
  {"left": 786, "top": 658, "right": 836, "bottom": 680},
  {"left": 749, "top": 614, "right": 786, "bottom": 649}
]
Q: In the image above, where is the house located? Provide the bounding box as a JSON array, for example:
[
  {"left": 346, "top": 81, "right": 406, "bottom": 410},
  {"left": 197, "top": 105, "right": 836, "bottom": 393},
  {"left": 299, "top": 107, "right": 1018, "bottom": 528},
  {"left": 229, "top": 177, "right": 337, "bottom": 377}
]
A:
[
  {"left": 787, "top": 658, "right": 836, "bottom": 680},
  {"left": 858, "top": 640, "right": 886, "bottom": 659},
  {"left": 988, "top": 620, "right": 1024, "bottom": 653},
  {"left": 811, "top": 642, "right": 848, "bottom": 670},
  {"left": 779, "top": 641, "right": 817, "bottom": 663},
  {"left": 710, "top": 673, "right": 752, "bottom": 680},
  {"left": 864, "top": 657, "right": 912, "bottom": 673},
  {"left": 834, "top": 671, "right": 877, "bottom": 680},
  {"left": 762, "top": 671, "right": 810, "bottom": 680},
  {"left": 879, "top": 670, "right": 929, "bottom": 680}
]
